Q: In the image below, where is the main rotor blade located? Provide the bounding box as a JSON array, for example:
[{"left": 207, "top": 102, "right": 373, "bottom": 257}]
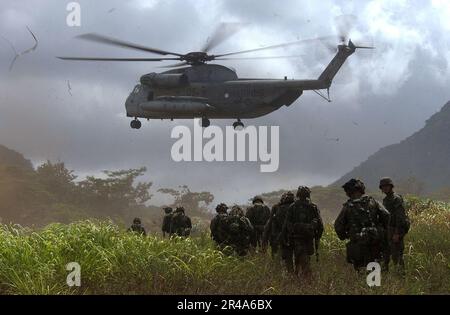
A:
[
  {"left": 159, "top": 61, "right": 189, "bottom": 68},
  {"left": 215, "top": 35, "right": 336, "bottom": 57},
  {"left": 216, "top": 54, "right": 304, "bottom": 60},
  {"left": 202, "top": 22, "right": 245, "bottom": 53},
  {"left": 76, "top": 33, "right": 184, "bottom": 56},
  {"left": 57, "top": 56, "right": 181, "bottom": 61}
]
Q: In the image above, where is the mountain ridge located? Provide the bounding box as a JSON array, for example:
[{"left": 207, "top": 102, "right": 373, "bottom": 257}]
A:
[{"left": 331, "top": 101, "right": 450, "bottom": 193}]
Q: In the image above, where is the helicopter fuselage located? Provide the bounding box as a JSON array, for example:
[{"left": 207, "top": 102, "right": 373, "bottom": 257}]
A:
[{"left": 126, "top": 64, "right": 325, "bottom": 120}]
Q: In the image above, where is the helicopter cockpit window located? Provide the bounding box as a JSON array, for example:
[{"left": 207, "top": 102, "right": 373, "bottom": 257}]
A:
[
  {"left": 133, "top": 86, "right": 140, "bottom": 94},
  {"left": 147, "top": 91, "right": 154, "bottom": 101}
]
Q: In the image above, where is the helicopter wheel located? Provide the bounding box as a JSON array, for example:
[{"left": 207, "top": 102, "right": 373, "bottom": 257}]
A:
[
  {"left": 130, "top": 119, "right": 142, "bottom": 129},
  {"left": 201, "top": 117, "right": 210, "bottom": 128},
  {"left": 232, "top": 120, "right": 244, "bottom": 130}
]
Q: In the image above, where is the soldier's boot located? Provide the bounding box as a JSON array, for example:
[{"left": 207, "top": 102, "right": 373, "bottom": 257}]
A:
[
  {"left": 393, "top": 253, "right": 406, "bottom": 276},
  {"left": 285, "top": 258, "right": 294, "bottom": 274},
  {"left": 382, "top": 257, "right": 390, "bottom": 272},
  {"left": 271, "top": 243, "right": 279, "bottom": 259},
  {"left": 297, "top": 254, "right": 312, "bottom": 280}
]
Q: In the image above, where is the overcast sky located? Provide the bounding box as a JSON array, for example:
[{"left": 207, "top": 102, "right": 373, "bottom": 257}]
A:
[{"left": 1, "top": 0, "right": 449, "bottom": 206}]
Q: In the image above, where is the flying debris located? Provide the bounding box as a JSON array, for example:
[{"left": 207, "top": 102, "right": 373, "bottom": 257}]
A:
[
  {"left": 67, "top": 80, "right": 73, "bottom": 96},
  {"left": 1, "top": 26, "right": 38, "bottom": 71}
]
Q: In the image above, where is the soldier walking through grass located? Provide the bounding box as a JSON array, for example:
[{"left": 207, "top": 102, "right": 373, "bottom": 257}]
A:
[
  {"left": 128, "top": 217, "right": 147, "bottom": 236},
  {"left": 334, "top": 179, "right": 390, "bottom": 271},
  {"left": 225, "top": 205, "right": 254, "bottom": 256},
  {"left": 162, "top": 206, "right": 173, "bottom": 238},
  {"left": 262, "top": 191, "right": 295, "bottom": 257},
  {"left": 170, "top": 206, "right": 192, "bottom": 237},
  {"left": 281, "top": 186, "right": 323, "bottom": 277},
  {"left": 379, "top": 177, "right": 410, "bottom": 273},
  {"left": 210, "top": 203, "right": 229, "bottom": 248},
  {"left": 246, "top": 196, "right": 270, "bottom": 251}
]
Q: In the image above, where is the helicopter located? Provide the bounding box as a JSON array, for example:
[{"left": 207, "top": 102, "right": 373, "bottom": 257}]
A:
[{"left": 58, "top": 23, "right": 373, "bottom": 130}]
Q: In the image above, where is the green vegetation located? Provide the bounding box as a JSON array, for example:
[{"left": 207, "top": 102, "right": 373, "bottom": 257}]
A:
[
  {"left": 1, "top": 198, "right": 449, "bottom": 295},
  {"left": 0, "top": 161, "right": 214, "bottom": 231}
]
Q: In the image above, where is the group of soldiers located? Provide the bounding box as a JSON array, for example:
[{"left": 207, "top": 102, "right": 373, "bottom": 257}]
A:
[
  {"left": 129, "top": 176, "right": 410, "bottom": 277},
  {"left": 128, "top": 206, "right": 193, "bottom": 238},
  {"left": 208, "top": 177, "right": 410, "bottom": 276},
  {"left": 209, "top": 187, "right": 324, "bottom": 276}
]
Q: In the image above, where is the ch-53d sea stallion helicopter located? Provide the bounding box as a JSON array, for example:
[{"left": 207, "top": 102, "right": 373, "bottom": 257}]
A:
[{"left": 58, "top": 22, "right": 373, "bottom": 129}]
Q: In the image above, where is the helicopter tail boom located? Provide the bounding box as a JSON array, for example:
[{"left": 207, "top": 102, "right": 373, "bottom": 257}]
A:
[{"left": 318, "top": 40, "right": 357, "bottom": 87}]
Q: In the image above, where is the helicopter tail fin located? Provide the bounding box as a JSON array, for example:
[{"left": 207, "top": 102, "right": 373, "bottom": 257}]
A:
[{"left": 318, "top": 40, "right": 356, "bottom": 87}]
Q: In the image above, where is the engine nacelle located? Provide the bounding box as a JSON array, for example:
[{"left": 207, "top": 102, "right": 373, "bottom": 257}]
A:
[
  {"left": 140, "top": 100, "right": 212, "bottom": 114},
  {"left": 140, "top": 73, "right": 189, "bottom": 88}
]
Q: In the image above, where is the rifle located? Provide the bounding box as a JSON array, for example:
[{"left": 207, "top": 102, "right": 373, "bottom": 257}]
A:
[{"left": 314, "top": 237, "right": 320, "bottom": 262}]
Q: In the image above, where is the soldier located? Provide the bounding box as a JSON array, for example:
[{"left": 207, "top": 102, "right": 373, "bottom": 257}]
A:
[
  {"left": 379, "top": 177, "right": 410, "bottom": 273},
  {"left": 210, "top": 203, "right": 229, "bottom": 247},
  {"left": 262, "top": 191, "right": 295, "bottom": 257},
  {"left": 334, "top": 179, "right": 390, "bottom": 271},
  {"left": 281, "top": 186, "right": 323, "bottom": 277},
  {"left": 170, "top": 206, "right": 192, "bottom": 237},
  {"left": 128, "top": 217, "right": 147, "bottom": 236},
  {"left": 161, "top": 206, "right": 173, "bottom": 238},
  {"left": 246, "top": 195, "right": 271, "bottom": 250},
  {"left": 225, "top": 205, "right": 254, "bottom": 256}
]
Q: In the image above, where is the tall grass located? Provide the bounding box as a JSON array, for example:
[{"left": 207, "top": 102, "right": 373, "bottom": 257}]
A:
[{"left": 0, "top": 198, "right": 449, "bottom": 295}]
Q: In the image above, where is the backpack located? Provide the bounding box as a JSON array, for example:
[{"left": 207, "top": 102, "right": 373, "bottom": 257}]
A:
[
  {"left": 247, "top": 204, "right": 270, "bottom": 228},
  {"left": 172, "top": 213, "right": 190, "bottom": 236},
  {"left": 347, "top": 196, "right": 381, "bottom": 244},
  {"left": 287, "top": 201, "right": 317, "bottom": 240},
  {"left": 225, "top": 215, "right": 251, "bottom": 245},
  {"left": 211, "top": 213, "right": 228, "bottom": 243}
]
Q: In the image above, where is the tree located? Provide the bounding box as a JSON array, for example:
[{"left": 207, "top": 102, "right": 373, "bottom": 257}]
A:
[
  {"left": 36, "top": 161, "right": 77, "bottom": 202},
  {"left": 78, "top": 167, "right": 152, "bottom": 216},
  {"left": 158, "top": 185, "right": 214, "bottom": 213}
]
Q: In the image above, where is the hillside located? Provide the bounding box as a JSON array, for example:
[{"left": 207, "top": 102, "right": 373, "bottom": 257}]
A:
[
  {"left": 0, "top": 145, "right": 33, "bottom": 170},
  {"left": 332, "top": 101, "right": 450, "bottom": 193}
]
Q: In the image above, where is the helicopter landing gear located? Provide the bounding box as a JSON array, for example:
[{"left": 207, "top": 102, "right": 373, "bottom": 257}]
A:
[
  {"left": 201, "top": 117, "right": 210, "bottom": 128},
  {"left": 130, "top": 119, "right": 142, "bottom": 129},
  {"left": 232, "top": 119, "right": 244, "bottom": 130}
]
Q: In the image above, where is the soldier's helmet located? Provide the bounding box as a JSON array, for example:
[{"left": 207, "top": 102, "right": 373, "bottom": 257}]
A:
[
  {"left": 163, "top": 206, "right": 173, "bottom": 214},
  {"left": 215, "top": 203, "right": 228, "bottom": 213},
  {"left": 175, "top": 206, "right": 185, "bottom": 214},
  {"left": 342, "top": 178, "right": 366, "bottom": 194},
  {"left": 133, "top": 217, "right": 141, "bottom": 224},
  {"left": 252, "top": 195, "right": 264, "bottom": 204},
  {"left": 379, "top": 177, "right": 394, "bottom": 189},
  {"left": 229, "top": 205, "right": 244, "bottom": 217},
  {"left": 284, "top": 191, "right": 295, "bottom": 203},
  {"left": 296, "top": 186, "right": 311, "bottom": 199}
]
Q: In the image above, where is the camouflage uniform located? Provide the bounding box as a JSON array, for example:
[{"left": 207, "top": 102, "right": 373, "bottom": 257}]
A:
[
  {"left": 335, "top": 179, "right": 390, "bottom": 270},
  {"left": 162, "top": 206, "right": 173, "bottom": 237},
  {"left": 210, "top": 203, "right": 229, "bottom": 247},
  {"left": 281, "top": 186, "right": 324, "bottom": 276},
  {"left": 128, "top": 218, "right": 147, "bottom": 236},
  {"left": 246, "top": 196, "right": 270, "bottom": 249},
  {"left": 225, "top": 205, "right": 254, "bottom": 256},
  {"left": 262, "top": 192, "right": 295, "bottom": 257},
  {"left": 379, "top": 178, "right": 410, "bottom": 271},
  {"left": 170, "top": 207, "right": 192, "bottom": 237}
]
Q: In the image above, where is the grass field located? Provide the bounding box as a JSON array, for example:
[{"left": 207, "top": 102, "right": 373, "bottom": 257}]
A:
[{"left": 0, "top": 197, "right": 449, "bottom": 295}]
